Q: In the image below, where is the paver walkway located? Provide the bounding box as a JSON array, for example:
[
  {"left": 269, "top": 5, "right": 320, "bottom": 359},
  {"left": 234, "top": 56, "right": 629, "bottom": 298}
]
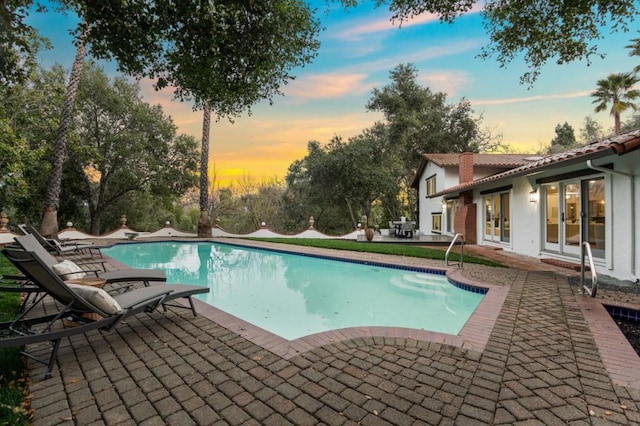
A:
[{"left": 23, "top": 241, "right": 640, "bottom": 425}]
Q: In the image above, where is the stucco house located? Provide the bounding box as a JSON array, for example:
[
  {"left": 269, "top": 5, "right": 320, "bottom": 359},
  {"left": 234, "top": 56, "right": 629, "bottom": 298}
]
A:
[{"left": 411, "top": 128, "right": 640, "bottom": 283}]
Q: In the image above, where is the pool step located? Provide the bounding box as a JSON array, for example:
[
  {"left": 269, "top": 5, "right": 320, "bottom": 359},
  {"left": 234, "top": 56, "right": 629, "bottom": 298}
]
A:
[{"left": 389, "top": 273, "right": 449, "bottom": 295}]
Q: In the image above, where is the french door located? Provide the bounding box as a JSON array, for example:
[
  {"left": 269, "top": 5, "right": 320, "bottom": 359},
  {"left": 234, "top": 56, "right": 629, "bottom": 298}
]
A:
[
  {"left": 483, "top": 192, "right": 510, "bottom": 243},
  {"left": 543, "top": 178, "right": 605, "bottom": 257}
]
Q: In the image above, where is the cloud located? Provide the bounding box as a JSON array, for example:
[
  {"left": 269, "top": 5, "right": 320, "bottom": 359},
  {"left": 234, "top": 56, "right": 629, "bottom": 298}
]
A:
[
  {"left": 419, "top": 70, "right": 473, "bottom": 96},
  {"left": 284, "top": 73, "right": 373, "bottom": 100},
  {"left": 333, "top": 4, "right": 482, "bottom": 42},
  {"left": 340, "top": 40, "right": 481, "bottom": 75},
  {"left": 471, "top": 90, "right": 593, "bottom": 106},
  {"left": 334, "top": 14, "right": 437, "bottom": 41}
]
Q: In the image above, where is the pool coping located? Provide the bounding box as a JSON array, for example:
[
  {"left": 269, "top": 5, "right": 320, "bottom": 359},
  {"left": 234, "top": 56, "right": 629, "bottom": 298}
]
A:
[
  {"left": 190, "top": 267, "right": 507, "bottom": 359},
  {"left": 578, "top": 297, "right": 640, "bottom": 389}
]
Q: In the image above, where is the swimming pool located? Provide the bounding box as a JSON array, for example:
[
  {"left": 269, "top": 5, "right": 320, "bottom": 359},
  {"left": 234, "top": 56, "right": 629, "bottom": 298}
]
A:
[{"left": 102, "top": 242, "right": 485, "bottom": 340}]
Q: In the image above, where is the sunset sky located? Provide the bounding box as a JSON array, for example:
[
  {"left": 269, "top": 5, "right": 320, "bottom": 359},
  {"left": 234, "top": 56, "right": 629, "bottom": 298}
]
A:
[{"left": 28, "top": 2, "right": 639, "bottom": 186}]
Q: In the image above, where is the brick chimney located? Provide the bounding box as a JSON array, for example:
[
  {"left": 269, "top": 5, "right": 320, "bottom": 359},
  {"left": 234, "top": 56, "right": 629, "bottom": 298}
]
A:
[{"left": 459, "top": 152, "right": 474, "bottom": 184}]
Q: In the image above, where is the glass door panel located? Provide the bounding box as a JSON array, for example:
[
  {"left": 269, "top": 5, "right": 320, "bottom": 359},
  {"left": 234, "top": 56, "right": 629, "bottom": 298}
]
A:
[
  {"left": 484, "top": 197, "right": 492, "bottom": 239},
  {"left": 585, "top": 179, "right": 605, "bottom": 257},
  {"left": 493, "top": 194, "right": 501, "bottom": 239},
  {"left": 563, "top": 182, "right": 581, "bottom": 254},
  {"left": 446, "top": 200, "right": 457, "bottom": 234},
  {"left": 544, "top": 185, "right": 559, "bottom": 250},
  {"left": 501, "top": 193, "right": 510, "bottom": 242}
]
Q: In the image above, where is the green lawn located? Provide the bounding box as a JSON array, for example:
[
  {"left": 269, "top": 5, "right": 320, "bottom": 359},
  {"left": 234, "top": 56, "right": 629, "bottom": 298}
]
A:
[
  {"left": 0, "top": 255, "right": 32, "bottom": 425},
  {"left": 249, "top": 238, "right": 504, "bottom": 267}
]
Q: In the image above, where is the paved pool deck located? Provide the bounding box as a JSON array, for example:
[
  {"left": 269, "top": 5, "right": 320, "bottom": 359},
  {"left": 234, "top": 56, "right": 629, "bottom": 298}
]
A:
[{"left": 26, "top": 239, "right": 640, "bottom": 425}]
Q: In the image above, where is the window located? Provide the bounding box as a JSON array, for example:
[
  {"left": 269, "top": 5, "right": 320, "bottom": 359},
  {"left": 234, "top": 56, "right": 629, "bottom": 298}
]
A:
[
  {"left": 431, "top": 213, "right": 442, "bottom": 233},
  {"left": 426, "top": 175, "right": 437, "bottom": 196}
]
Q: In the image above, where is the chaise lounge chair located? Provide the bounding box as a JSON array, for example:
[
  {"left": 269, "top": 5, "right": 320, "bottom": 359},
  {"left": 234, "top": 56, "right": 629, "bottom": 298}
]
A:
[
  {"left": 9, "top": 237, "right": 208, "bottom": 316},
  {"left": 14, "top": 234, "right": 166, "bottom": 288},
  {"left": 18, "top": 223, "right": 101, "bottom": 257},
  {"left": 0, "top": 248, "right": 210, "bottom": 378}
]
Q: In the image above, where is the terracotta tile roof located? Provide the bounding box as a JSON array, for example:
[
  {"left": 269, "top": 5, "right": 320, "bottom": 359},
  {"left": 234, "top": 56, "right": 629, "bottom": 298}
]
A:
[
  {"left": 428, "top": 128, "right": 640, "bottom": 198},
  {"left": 424, "top": 153, "right": 537, "bottom": 168},
  {"left": 410, "top": 153, "right": 538, "bottom": 188}
]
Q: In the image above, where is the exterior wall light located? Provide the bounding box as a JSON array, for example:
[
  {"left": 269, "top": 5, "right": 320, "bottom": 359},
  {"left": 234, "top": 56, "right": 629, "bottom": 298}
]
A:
[{"left": 529, "top": 190, "right": 538, "bottom": 203}]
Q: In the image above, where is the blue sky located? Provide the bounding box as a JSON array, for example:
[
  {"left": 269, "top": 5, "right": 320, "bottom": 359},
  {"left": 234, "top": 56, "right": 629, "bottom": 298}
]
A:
[{"left": 28, "top": 2, "right": 639, "bottom": 185}]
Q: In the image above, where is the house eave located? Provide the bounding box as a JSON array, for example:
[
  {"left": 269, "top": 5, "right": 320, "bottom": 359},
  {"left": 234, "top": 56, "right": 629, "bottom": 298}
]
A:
[{"left": 427, "top": 136, "right": 639, "bottom": 198}]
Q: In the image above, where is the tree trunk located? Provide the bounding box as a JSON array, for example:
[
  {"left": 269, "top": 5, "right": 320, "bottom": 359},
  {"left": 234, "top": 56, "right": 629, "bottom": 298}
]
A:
[
  {"left": 90, "top": 209, "right": 101, "bottom": 236},
  {"left": 614, "top": 112, "right": 621, "bottom": 135},
  {"left": 41, "top": 24, "right": 89, "bottom": 238},
  {"left": 198, "top": 103, "right": 213, "bottom": 237}
]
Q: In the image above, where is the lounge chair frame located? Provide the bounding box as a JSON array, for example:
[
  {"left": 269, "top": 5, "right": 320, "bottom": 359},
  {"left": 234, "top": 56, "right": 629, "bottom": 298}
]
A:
[
  {"left": 18, "top": 223, "right": 102, "bottom": 257},
  {"left": 15, "top": 234, "right": 166, "bottom": 289},
  {"left": 0, "top": 247, "right": 209, "bottom": 378},
  {"left": 1, "top": 249, "right": 172, "bottom": 378},
  {"left": 0, "top": 313, "right": 121, "bottom": 379}
]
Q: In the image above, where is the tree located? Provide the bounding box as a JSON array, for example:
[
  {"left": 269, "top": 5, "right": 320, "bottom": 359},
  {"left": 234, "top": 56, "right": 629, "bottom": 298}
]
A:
[
  {"left": 621, "top": 111, "right": 640, "bottom": 133},
  {"left": 72, "top": 63, "right": 198, "bottom": 234},
  {"left": 366, "top": 63, "right": 493, "bottom": 217},
  {"left": 24, "top": 1, "right": 319, "bottom": 236},
  {"left": 591, "top": 72, "right": 640, "bottom": 135},
  {"left": 140, "top": 2, "right": 320, "bottom": 237},
  {"left": 337, "top": 0, "right": 638, "bottom": 85},
  {"left": 578, "top": 116, "right": 605, "bottom": 144},
  {"left": 0, "top": 64, "right": 68, "bottom": 225},
  {"left": 0, "top": 0, "right": 48, "bottom": 86},
  {"left": 0, "top": 119, "right": 30, "bottom": 214},
  {"left": 285, "top": 140, "right": 354, "bottom": 233},
  {"left": 547, "top": 122, "right": 577, "bottom": 154},
  {"left": 40, "top": 24, "right": 89, "bottom": 237},
  {"left": 198, "top": 103, "right": 212, "bottom": 237},
  {"left": 626, "top": 32, "right": 640, "bottom": 73},
  {"left": 83, "top": 1, "right": 320, "bottom": 237},
  {"left": 329, "top": 124, "right": 401, "bottom": 227},
  {"left": 284, "top": 124, "right": 402, "bottom": 233}
]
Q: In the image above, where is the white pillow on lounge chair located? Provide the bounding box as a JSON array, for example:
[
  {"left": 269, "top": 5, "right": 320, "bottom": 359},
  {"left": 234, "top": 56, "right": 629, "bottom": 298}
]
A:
[
  {"left": 52, "top": 260, "right": 87, "bottom": 280},
  {"left": 66, "top": 283, "right": 122, "bottom": 314}
]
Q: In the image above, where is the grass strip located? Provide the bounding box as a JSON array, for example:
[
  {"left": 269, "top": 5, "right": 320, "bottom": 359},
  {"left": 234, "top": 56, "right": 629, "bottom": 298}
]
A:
[
  {"left": 249, "top": 238, "right": 504, "bottom": 267},
  {"left": 0, "top": 255, "right": 32, "bottom": 425}
]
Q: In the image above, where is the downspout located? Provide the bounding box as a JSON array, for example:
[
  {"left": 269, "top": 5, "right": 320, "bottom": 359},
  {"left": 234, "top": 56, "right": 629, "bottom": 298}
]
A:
[{"left": 586, "top": 160, "right": 637, "bottom": 281}]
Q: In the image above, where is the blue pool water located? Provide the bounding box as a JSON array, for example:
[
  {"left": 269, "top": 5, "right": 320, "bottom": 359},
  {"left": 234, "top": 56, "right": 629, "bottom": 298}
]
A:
[{"left": 102, "top": 242, "right": 484, "bottom": 340}]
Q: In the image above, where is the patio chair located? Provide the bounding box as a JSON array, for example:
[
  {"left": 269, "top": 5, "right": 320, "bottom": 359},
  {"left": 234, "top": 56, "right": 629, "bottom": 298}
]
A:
[
  {"left": 17, "top": 223, "right": 101, "bottom": 257},
  {"left": 14, "top": 234, "right": 166, "bottom": 288},
  {"left": 401, "top": 222, "right": 415, "bottom": 239},
  {"left": 389, "top": 221, "right": 398, "bottom": 237},
  {"left": 1, "top": 248, "right": 209, "bottom": 378}
]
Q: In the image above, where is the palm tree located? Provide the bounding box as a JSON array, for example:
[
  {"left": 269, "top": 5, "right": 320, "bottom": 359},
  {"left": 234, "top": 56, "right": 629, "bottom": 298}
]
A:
[
  {"left": 198, "top": 103, "right": 213, "bottom": 237},
  {"left": 40, "top": 25, "right": 89, "bottom": 238},
  {"left": 591, "top": 72, "right": 640, "bottom": 135},
  {"left": 626, "top": 34, "right": 640, "bottom": 73}
]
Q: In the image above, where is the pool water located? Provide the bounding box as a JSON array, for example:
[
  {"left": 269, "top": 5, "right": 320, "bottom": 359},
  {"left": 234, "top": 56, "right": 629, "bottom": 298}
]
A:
[{"left": 102, "top": 242, "right": 484, "bottom": 340}]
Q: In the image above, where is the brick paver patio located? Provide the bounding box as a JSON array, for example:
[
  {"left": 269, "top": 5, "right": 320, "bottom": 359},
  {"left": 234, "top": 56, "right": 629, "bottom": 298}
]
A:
[{"left": 23, "top": 240, "right": 640, "bottom": 425}]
